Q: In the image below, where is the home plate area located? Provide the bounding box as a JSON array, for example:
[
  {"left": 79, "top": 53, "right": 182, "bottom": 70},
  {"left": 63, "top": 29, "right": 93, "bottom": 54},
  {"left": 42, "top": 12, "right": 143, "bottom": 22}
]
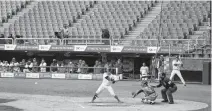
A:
[{"left": 0, "top": 93, "right": 208, "bottom": 111}]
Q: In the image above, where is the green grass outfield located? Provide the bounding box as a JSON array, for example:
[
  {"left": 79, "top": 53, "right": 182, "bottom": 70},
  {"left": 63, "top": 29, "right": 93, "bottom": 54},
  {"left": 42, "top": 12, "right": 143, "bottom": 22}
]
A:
[{"left": 0, "top": 78, "right": 210, "bottom": 111}]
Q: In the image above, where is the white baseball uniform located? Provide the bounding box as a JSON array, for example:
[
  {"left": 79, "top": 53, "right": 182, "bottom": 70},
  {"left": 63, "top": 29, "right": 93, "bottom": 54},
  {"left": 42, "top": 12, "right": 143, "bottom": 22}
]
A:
[
  {"left": 170, "top": 59, "right": 185, "bottom": 85},
  {"left": 140, "top": 66, "right": 149, "bottom": 80},
  {"left": 95, "top": 72, "right": 116, "bottom": 96}
]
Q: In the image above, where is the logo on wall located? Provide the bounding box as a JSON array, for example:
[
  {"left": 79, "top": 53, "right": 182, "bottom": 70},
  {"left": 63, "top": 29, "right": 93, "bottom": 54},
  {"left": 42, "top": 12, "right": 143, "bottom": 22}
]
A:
[
  {"left": 4, "top": 45, "right": 16, "bottom": 50},
  {"left": 147, "top": 47, "right": 160, "bottom": 53},
  {"left": 74, "top": 45, "right": 87, "bottom": 51},
  {"left": 39, "top": 45, "right": 51, "bottom": 51},
  {"left": 111, "top": 46, "right": 124, "bottom": 52}
]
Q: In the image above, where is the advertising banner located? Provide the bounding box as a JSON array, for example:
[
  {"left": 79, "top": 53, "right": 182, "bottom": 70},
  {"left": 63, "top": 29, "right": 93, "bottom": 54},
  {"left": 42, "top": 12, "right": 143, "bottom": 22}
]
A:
[
  {"left": 4, "top": 45, "right": 16, "bottom": 50},
  {"left": 50, "top": 45, "right": 74, "bottom": 51},
  {"left": 78, "top": 74, "right": 92, "bottom": 79},
  {"left": 122, "top": 46, "right": 147, "bottom": 53},
  {"left": 38, "top": 45, "right": 51, "bottom": 51},
  {"left": 41, "top": 73, "right": 52, "bottom": 78},
  {"left": 52, "top": 73, "right": 66, "bottom": 79},
  {"left": 110, "top": 46, "right": 124, "bottom": 52},
  {"left": 1, "top": 73, "right": 14, "bottom": 77},
  {"left": 15, "top": 45, "right": 38, "bottom": 50},
  {"left": 147, "top": 47, "right": 160, "bottom": 53},
  {"left": 74, "top": 45, "right": 87, "bottom": 51},
  {"left": 0, "top": 44, "right": 185, "bottom": 54},
  {"left": 86, "top": 45, "right": 110, "bottom": 52},
  {"left": 159, "top": 47, "right": 183, "bottom": 54},
  {"left": 14, "top": 73, "right": 25, "bottom": 78},
  {"left": 0, "top": 44, "right": 5, "bottom": 50},
  {"left": 26, "top": 73, "right": 40, "bottom": 78}
]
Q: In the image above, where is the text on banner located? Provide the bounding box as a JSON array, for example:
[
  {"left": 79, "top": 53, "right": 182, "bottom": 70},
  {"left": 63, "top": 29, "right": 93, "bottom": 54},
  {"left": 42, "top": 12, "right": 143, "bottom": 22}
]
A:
[
  {"left": 147, "top": 47, "right": 160, "bottom": 53},
  {"left": 39, "top": 45, "right": 51, "bottom": 51},
  {"left": 52, "top": 73, "right": 66, "bottom": 79},
  {"left": 1, "top": 73, "right": 14, "bottom": 77},
  {"left": 4, "top": 45, "right": 16, "bottom": 50},
  {"left": 26, "top": 73, "right": 40, "bottom": 78},
  {"left": 110, "top": 46, "right": 124, "bottom": 52},
  {"left": 74, "top": 45, "right": 87, "bottom": 51},
  {"left": 78, "top": 74, "right": 92, "bottom": 79}
]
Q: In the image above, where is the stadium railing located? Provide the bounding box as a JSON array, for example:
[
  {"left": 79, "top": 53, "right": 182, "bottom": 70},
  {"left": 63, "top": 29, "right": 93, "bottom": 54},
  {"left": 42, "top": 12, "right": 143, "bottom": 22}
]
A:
[
  {"left": 0, "top": 66, "right": 118, "bottom": 74},
  {"left": 0, "top": 38, "right": 13, "bottom": 44},
  {"left": 12, "top": 38, "right": 207, "bottom": 46},
  {"left": 63, "top": 38, "right": 110, "bottom": 45},
  {"left": 15, "top": 38, "right": 62, "bottom": 45},
  {"left": 113, "top": 38, "right": 207, "bottom": 46}
]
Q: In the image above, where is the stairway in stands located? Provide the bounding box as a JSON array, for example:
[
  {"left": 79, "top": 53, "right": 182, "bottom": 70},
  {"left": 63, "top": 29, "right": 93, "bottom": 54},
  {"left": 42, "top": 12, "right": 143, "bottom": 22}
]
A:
[
  {"left": 121, "top": 1, "right": 170, "bottom": 45},
  {"left": 0, "top": 1, "right": 37, "bottom": 37}
]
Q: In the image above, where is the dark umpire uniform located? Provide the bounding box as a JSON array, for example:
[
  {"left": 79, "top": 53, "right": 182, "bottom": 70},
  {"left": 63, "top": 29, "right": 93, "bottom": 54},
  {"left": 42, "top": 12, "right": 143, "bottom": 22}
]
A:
[{"left": 154, "top": 73, "right": 177, "bottom": 104}]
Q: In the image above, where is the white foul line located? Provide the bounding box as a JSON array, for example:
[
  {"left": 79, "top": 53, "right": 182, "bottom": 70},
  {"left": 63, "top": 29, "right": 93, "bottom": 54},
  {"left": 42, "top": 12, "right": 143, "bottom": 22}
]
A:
[{"left": 70, "top": 100, "right": 85, "bottom": 109}]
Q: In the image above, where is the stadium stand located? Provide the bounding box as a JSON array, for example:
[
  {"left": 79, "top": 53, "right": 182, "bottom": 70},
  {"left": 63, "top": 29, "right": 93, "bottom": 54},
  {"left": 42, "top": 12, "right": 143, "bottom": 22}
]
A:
[
  {"left": 1, "top": 1, "right": 158, "bottom": 45},
  {"left": 138, "top": 1, "right": 210, "bottom": 46},
  {"left": 135, "top": 1, "right": 211, "bottom": 58},
  {"left": 0, "top": 1, "right": 211, "bottom": 58},
  {"left": 0, "top": 1, "right": 29, "bottom": 25}
]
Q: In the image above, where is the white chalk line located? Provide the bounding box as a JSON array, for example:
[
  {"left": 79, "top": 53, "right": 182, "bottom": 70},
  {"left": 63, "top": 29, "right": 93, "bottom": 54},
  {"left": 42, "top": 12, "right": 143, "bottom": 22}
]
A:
[{"left": 70, "top": 100, "right": 85, "bottom": 109}]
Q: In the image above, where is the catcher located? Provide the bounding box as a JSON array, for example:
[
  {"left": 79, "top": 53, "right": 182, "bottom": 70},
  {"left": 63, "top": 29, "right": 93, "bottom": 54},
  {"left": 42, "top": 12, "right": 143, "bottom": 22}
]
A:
[{"left": 132, "top": 80, "right": 158, "bottom": 104}]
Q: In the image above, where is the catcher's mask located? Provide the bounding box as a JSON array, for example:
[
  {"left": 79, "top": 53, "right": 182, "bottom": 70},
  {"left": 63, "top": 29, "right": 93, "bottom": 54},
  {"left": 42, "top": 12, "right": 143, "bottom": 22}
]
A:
[{"left": 141, "top": 80, "right": 148, "bottom": 86}]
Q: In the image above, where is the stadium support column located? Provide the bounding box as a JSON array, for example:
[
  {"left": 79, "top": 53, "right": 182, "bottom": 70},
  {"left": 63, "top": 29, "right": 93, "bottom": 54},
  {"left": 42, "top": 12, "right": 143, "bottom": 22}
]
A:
[{"left": 202, "top": 61, "right": 211, "bottom": 85}]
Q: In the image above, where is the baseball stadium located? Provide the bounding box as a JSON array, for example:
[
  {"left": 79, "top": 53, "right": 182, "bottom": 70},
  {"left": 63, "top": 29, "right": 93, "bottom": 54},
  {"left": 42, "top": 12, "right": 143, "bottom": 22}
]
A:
[{"left": 0, "top": 0, "right": 211, "bottom": 111}]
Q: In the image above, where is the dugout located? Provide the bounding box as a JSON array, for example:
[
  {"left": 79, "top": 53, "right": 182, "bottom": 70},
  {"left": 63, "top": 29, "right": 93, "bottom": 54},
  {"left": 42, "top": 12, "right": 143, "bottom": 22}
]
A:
[
  {"left": 0, "top": 50, "right": 101, "bottom": 67},
  {"left": 105, "top": 53, "right": 152, "bottom": 79},
  {"left": 0, "top": 51, "right": 209, "bottom": 84},
  {"left": 0, "top": 51, "right": 152, "bottom": 78}
]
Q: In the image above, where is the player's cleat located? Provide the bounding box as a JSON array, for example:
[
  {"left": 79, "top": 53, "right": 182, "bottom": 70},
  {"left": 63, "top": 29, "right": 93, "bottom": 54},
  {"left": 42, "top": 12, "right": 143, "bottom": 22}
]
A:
[
  {"left": 169, "top": 101, "right": 174, "bottom": 104},
  {"left": 118, "top": 101, "right": 124, "bottom": 103},
  {"left": 131, "top": 92, "right": 136, "bottom": 97},
  {"left": 184, "top": 84, "right": 186, "bottom": 86},
  {"left": 150, "top": 101, "right": 155, "bottom": 104},
  {"left": 141, "top": 99, "right": 145, "bottom": 103},
  {"left": 141, "top": 99, "right": 148, "bottom": 103},
  {"left": 161, "top": 100, "right": 168, "bottom": 102}
]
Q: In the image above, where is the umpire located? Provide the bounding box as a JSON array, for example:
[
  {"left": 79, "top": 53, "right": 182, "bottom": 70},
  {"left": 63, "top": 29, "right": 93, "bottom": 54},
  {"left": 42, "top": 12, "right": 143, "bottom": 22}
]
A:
[{"left": 153, "top": 73, "right": 177, "bottom": 104}]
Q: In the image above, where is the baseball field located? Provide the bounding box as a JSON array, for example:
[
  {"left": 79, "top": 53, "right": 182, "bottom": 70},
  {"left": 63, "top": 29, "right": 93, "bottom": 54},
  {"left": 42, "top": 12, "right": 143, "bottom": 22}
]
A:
[{"left": 0, "top": 78, "right": 210, "bottom": 111}]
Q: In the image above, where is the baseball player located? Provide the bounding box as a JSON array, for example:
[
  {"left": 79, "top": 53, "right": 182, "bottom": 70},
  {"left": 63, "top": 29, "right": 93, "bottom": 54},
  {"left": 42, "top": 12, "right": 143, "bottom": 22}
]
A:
[
  {"left": 140, "top": 63, "right": 149, "bottom": 80},
  {"left": 170, "top": 55, "right": 186, "bottom": 86},
  {"left": 132, "top": 80, "right": 158, "bottom": 104},
  {"left": 91, "top": 68, "right": 123, "bottom": 103}
]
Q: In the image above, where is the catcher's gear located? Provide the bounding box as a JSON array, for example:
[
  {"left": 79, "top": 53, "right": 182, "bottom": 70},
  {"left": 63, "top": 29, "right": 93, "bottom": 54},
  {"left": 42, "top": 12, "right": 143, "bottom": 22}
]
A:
[{"left": 141, "top": 80, "right": 148, "bottom": 86}]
